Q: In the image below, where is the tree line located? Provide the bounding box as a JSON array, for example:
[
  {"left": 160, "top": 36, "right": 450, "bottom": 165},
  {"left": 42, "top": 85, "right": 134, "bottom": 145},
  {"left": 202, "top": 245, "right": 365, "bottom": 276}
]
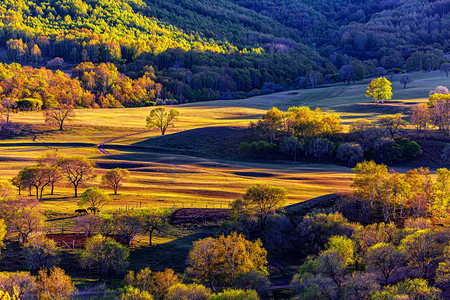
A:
[{"left": 240, "top": 103, "right": 423, "bottom": 166}]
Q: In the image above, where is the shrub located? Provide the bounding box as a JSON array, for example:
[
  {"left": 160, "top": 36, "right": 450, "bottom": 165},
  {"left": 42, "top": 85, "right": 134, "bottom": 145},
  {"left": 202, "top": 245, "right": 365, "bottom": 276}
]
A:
[
  {"left": 239, "top": 141, "right": 277, "bottom": 159},
  {"left": 209, "top": 289, "right": 259, "bottom": 300},
  {"left": 385, "top": 138, "right": 422, "bottom": 162}
]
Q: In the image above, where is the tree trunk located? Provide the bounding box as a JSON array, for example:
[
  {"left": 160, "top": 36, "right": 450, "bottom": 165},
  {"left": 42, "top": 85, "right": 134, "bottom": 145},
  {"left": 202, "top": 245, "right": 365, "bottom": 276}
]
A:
[
  {"left": 51, "top": 182, "right": 54, "bottom": 195},
  {"left": 74, "top": 184, "right": 78, "bottom": 197},
  {"left": 114, "top": 185, "right": 118, "bottom": 195},
  {"left": 149, "top": 230, "right": 153, "bottom": 246},
  {"left": 40, "top": 187, "right": 44, "bottom": 201},
  {"left": 59, "top": 120, "right": 64, "bottom": 131},
  {"left": 35, "top": 186, "right": 39, "bottom": 200}
]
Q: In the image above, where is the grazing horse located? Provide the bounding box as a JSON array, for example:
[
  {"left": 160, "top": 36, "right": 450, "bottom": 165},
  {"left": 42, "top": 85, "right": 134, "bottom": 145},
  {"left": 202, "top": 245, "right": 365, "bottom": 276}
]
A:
[
  {"left": 75, "top": 209, "right": 88, "bottom": 215},
  {"left": 87, "top": 207, "right": 100, "bottom": 214}
]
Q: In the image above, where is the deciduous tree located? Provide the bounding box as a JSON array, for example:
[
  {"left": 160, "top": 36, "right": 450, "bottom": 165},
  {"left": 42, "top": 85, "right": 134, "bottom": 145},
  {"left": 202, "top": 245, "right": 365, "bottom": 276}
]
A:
[
  {"left": 0, "top": 99, "right": 17, "bottom": 123},
  {"left": 58, "top": 155, "right": 94, "bottom": 197},
  {"left": 146, "top": 107, "right": 179, "bottom": 135},
  {"left": 441, "top": 63, "right": 450, "bottom": 77},
  {"left": 80, "top": 234, "right": 129, "bottom": 279},
  {"left": 365, "top": 242, "right": 405, "bottom": 285},
  {"left": 25, "top": 233, "right": 60, "bottom": 271},
  {"left": 36, "top": 267, "right": 75, "bottom": 300},
  {"left": 240, "top": 184, "right": 287, "bottom": 229},
  {"left": 187, "top": 232, "right": 268, "bottom": 291},
  {"left": 101, "top": 168, "right": 129, "bottom": 195},
  {"left": 366, "top": 77, "right": 392, "bottom": 103},
  {"left": 44, "top": 104, "right": 75, "bottom": 131},
  {"left": 399, "top": 74, "right": 413, "bottom": 89},
  {"left": 78, "top": 187, "right": 111, "bottom": 215},
  {"left": 378, "top": 114, "right": 408, "bottom": 138},
  {"left": 136, "top": 209, "right": 170, "bottom": 246}
]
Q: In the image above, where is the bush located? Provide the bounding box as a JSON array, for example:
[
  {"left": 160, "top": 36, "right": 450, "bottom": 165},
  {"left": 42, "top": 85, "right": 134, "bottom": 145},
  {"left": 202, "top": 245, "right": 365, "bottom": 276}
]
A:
[
  {"left": 209, "top": 289, "right": 259, "bottom": 300},
  {"left": 385, "top": 138, "right": 422, "bottom": 162},
  {"left": 15, "top": 98, "right": 43, "bottom": 111},
  {"left": 374, "top": 137, "right": 395, "bottom": 160},
  {"left": 239, "top": 141, "right": 277, "bottom": 159},
  {"left": 336, "top": 143, "right": 364, "bottom": 166},
  {"left": 166, "top": 283, "right": 210, "bottom": 300},
  {"left": 234, "top": 270, "right": 270, "bottom": 298}
]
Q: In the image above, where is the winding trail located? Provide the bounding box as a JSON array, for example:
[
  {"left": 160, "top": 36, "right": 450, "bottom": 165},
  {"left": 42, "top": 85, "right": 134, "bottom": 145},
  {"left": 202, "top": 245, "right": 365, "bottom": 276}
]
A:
[{"left": 97, "top": 130, "right": 156, "bottom": 157}]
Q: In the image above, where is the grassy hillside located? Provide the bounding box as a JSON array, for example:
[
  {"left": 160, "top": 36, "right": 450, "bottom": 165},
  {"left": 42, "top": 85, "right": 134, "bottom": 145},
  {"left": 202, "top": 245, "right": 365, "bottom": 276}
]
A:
[{"left": 1, "top": 71, "right": 448, "bottom": 216}]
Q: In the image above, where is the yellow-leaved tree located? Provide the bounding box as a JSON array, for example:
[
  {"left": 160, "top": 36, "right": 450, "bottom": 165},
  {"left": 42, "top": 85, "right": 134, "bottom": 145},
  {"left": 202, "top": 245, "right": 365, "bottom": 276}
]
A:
[
  {"left": 366, "top": 77, "right": 393, "bottom": 103},
  {"left": 187, "top": 232, "right": 268, "bottom": 291}
]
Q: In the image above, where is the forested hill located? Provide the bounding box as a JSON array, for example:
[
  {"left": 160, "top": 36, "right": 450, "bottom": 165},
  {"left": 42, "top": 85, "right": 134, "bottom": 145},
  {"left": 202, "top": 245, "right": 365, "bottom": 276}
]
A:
[{"left": 0, "top": 0, "right": 448, "bottom": 107}]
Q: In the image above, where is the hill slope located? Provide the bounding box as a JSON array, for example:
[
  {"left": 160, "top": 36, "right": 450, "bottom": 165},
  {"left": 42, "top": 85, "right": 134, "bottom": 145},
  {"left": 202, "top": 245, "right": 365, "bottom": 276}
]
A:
[{"left": 0, "top": 0, "right": 448, "bottom": 106}]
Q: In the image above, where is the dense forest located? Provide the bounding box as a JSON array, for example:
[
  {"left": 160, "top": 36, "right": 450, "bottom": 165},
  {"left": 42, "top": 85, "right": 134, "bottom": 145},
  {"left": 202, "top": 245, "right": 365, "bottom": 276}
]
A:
[{"left": 0, "top": 0, "right": 448, "bottom": 106}]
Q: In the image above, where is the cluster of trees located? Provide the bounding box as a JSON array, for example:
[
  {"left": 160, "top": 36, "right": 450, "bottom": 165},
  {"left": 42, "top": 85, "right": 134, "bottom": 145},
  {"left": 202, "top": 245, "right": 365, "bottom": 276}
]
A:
[
  {"left": 11, "top": 153, "right": 132, "bottom": 201},
  {"left": 71, "top": 63, "right": 162, "bottom": 107},
  {"left": 0, "top": 0, "right": 449, "bottom": 105},
  {"left": 241, "top": 106, "right": 422, "bottom": 165},
  {"left": 0, "top": 0, "right": 332, "bottom": 103},
  {"left": 411, "top": 85, "right": 450, "bottom": 136},
  {"left": 12, "top": 154, "right": 95, "bottom": 199},
  {"left": 0, "top": 63, "right": 91, "bottom": 110},
  {"left": 0, "top": 174, "right": 449, "bottom": 298},
  {"left": 348, "top": 114, "right": 422, "bottom": 164},
  {"left": 352, "top": 161, "right": 450, "bottom": 225},
  {"left": 241, "top": 106, "right": 342, "bottom": 162},
  {"left": 0, "top": 63, "right": 164, "bottom": 112},
  {"left": 221, "top": 178, "right": 450, "bottom": 299}
]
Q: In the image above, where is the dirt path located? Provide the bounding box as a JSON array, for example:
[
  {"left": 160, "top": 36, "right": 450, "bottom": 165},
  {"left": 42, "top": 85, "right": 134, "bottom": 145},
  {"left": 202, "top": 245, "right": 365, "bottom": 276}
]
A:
[{"left": 97, "top": 130, "right": 156, "bottom": 156}]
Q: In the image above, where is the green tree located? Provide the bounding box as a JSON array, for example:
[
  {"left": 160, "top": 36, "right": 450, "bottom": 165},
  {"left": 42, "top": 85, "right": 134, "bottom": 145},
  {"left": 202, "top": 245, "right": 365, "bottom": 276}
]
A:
[
  {"left": 78, "top": 187, "right": 111, "bottom": 215},
  {"left": 240, "top": 184, "right": 287, "bottom": 229},
  {"left": 400, "top": 229, "right": 443, "bottom": 278},
  {"left": 167, "top": 283, "right": 210, "bottom": 300},
  {"left": 121, "top": 286, "right": 153, "bottom": 300},
  {"left": 80, "top": 234, "right": 129, "bottom": 279},
  {"left": 136, "top": 209, "right": 171, "bottom": 246},
  {"left": 366, "top": 77, "right": 393, "bottom": 103},
  {"left": 371, "top": 278, "right": 441, "bottom": 300},
  {"left": 101, "top": 168, "right": 130, "bottom": 195},
  {"left": 125, "top": 268, "right": 181, "bottom": 300},
  {"left": 146, "top": 107, "right": 179, "bottom": 135},
  {"left": 365, "top": 242, "right": 405, "bottom": 285},
  {"left": 325, "top": 235, "right": 355, "bottom": 266}
]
